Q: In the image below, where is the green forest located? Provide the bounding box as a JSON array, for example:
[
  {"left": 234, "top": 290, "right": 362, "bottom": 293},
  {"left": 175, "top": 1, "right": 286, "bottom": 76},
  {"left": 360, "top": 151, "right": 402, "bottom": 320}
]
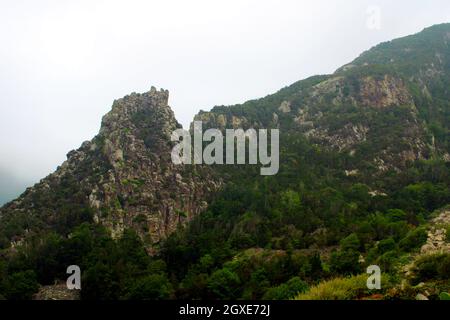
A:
[{"left": 1, "top": 135, "right": 449, "bottom": 300}]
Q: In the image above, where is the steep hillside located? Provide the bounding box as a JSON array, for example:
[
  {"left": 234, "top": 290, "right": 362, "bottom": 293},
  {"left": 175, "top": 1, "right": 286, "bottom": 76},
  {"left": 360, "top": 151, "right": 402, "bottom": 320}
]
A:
[
  {"left": 0, "top": 24, "right": 449, "bottom": 300},
  {"left": 195, "top": 24, "right": 450, "bottom": 174},
  {"left": 0, "top": 87, "right": 219, "bottom": 250}
]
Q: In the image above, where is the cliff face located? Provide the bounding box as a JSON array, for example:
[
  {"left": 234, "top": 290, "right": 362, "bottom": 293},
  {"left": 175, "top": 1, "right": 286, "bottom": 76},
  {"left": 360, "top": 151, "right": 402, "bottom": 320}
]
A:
[{"left": 0, "top": 87, "right": 219, "bottom": 248}]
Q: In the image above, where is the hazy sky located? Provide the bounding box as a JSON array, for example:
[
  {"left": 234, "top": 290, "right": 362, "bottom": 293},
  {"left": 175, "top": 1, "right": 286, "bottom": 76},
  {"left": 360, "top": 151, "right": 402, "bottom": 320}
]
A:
[{"left": 0, "top": 0, "right": 449, "bottom": 205}]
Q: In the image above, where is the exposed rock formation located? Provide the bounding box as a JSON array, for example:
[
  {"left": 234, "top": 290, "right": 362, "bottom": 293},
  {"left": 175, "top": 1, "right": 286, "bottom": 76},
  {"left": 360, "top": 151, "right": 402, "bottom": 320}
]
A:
[
  {"left": 359, "top": 75, "right": 414, "bottom": 108},
  {"left": 33, "top": 283, "right": 80, "bottom": 300},
  {"left": 0, "top": 87, "right": 220, "bottom": 247},
  {"left": 421, "top": 210, "right": 450, "bottom": 255}
]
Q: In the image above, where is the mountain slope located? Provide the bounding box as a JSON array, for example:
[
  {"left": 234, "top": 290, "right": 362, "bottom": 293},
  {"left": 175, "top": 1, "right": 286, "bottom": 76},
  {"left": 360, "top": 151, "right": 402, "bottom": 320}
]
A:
[
  {"left": 0, "top": 87, "right": 219, "bottom": 249},
  {"left": 196, "top": 24, "right": 450, "bottom": 175},
  {"left": 0, "top": 24, "right": 449, "bottom": 300}
]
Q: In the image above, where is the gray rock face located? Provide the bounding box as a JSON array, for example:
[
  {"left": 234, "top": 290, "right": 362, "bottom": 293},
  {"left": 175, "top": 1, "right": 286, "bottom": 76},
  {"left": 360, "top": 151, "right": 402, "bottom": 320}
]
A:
[
  {"left": 420, "top": 210, "right": 450, "bottom": 254},
  {"left": 0, "top": 87, "right": 220, "bottom": 248}
]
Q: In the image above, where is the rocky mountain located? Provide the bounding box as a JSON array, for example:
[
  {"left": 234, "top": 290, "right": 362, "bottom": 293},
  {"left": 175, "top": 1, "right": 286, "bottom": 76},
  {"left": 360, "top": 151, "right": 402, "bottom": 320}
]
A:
[
  {"left": 0, "top": 87, "right": 219, "bottom": 249},
  {"left": 1, "top": 24, "right": 449, "bottom": 248},
  {"left": 0, "top": 23, "right": 449, "bottom": 301}
]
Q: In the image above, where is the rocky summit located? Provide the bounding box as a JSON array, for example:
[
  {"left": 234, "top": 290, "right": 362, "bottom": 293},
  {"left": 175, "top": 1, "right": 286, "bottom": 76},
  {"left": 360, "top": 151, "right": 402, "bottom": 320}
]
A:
[{"left": 0, "top": 87, "right": 219, "bottom": 249}]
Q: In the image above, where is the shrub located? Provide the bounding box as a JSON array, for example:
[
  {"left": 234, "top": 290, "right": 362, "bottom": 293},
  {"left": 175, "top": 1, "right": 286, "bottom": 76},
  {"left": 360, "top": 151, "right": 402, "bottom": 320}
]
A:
[
  {"left": 399, "top": 227, "right": 427, "bottom": 251},
  {"left": 295, "top": 274, "right": 369, "bottom": 300},
  {"left": 386, "top": 209, "right": 407, "bottom": 222},
  {"left": 375, "top": 250, "right": 398, "bottom": 272},
  {"left": 340, "top": 233, "right": 361, "bottom": 251},
  {"left": 126, "top": 274, "right": 173, "bottom": 300},
  {"left": 412, "top": 253, "right": 450, "bottom": 284},
  {"left": 81, "top": 263, "right": 121, "bottom": 300},
  {"left": 440, "top": 292, "right": 450, "bottom": 300},
  {"left": 329, "top": 250, "right": 362, "bottom": 276},
  {"left": 262, "top": 277, "right": 308, "bottom": 300},
  {"left": 377, "top": 238, "right": 397, "bottom": 254},
  {"left": 207, "top": 268, "right": 241, "bottom": 299},
  {"left": 3, "top": 270, "right": 39, "bottom": 300}
]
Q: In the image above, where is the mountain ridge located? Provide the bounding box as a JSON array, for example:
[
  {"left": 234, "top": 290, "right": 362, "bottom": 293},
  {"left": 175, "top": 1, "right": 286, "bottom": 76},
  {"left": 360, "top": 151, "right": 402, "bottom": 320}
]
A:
[
  {"left": 194, "top": 24, "right": 450, "bottom": 174},
  {"left": 1, "top": 22, "right": 449, "bottom": 254},
  {"left": 1, "top": 23, "right": 449, "bottom": 301}
]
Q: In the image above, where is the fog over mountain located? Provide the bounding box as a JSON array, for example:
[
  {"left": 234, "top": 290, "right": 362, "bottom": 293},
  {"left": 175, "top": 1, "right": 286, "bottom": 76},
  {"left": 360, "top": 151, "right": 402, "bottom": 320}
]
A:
[{"left": 0, "top": 167, "right": 27, "bottom": 206}]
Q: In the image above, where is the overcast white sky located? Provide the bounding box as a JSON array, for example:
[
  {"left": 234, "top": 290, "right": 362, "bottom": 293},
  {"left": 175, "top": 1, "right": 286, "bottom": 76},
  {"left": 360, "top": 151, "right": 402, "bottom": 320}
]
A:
[{"left": 0, "top": 0, "right": 449, "bottom": 204}]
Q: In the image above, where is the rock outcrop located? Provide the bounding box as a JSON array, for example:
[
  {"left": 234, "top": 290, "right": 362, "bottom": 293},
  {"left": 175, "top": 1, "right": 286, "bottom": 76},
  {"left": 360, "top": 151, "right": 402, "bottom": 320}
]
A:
[
  {"left": 0, "top": 87, "right": 220, "bottom": 248},
  {"left": 420, "top": 210, "right": 450, "bottom": 255},
  {"left": 33, "top": 283, "right": 80, "bottom": 300}
]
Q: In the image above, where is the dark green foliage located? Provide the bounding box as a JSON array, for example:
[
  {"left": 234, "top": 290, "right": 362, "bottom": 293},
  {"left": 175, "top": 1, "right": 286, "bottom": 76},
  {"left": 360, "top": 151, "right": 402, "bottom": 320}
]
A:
[
  {"left": 2, "top": 270, "right": 39, "bottom": 300},
  {"left": 207, "top": 268, "right": 241, "bottom": 300},
  {"left": 125, "top": 274, "right": 173, "bottom": 300},
  {"left": 328, "top": 234, "right": 362, "bottom": 276},
  {"left": 377, "top": 238, "right": 397, "bottom": 254},
  {"left": 440, "top": 292, "right": 450, "bottom": 300},
  {"left": 0, "top": 225, "right": 174, "bottom": 300},
  {"left": 412, "top": 253, "right": 450, "bottom": 285},
  {"left": 329, "top": 250, "right": 361, "bottom": 276},
  {"left": 399, "top": 227, "right": 427, "bottom": 251},
  {"left": 82, "top": 262, "right": 121, "bottom": 300},
  {"left": 0, "top": 24, "right": 450, "bottom": 300},
  {"left": 262, "top": 277, "right": 308, "bottom": 300},
  {"left": 340, "top": 234, "right": 361, "bottom": 251},
  {"left": 1, "top": 133, "right": 448, "bottom": 299}
]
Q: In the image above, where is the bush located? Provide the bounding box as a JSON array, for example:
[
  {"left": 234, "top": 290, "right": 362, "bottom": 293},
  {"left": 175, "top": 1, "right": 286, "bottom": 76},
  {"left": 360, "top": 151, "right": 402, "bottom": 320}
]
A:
[
  {"left": 437, "top": 254, "right": 450, "bottom": 277},
  {"left": 340, "top": 233, "right": 361, "bottom": 251},
  {"left": 263, "top": 277, "right": 308, "bottom": 300},
  {"left": 179, "top": 272, "right": 210, "bottom": 299},
  {"left": 126, "top": 274, "right": 173, "bottom": 300},
  {"left": 375, "top": 250, "right": 398, "bottom": 272},
  {"left": 81, "top": 263, "right": 121, "bottom": 300},
  {"left": 440, "top": 292, "right": 450, "bottom": 300},
  {"left": 295, "top": 274, "right": 369, "bottom": 300},
  {"left": 377, "top": 238, "right": 397, "bottom": 254},
  {"left": 412, "top": 253, "right": 450, "bottom": 284},
  {"left": 386, "top": 209, "right": 407, "bottom": 222},
  {"left": 399, "top": 227, "right": 427, "bottom": 251},
  {"left": 329, "top": 250, "right": 362, "bottom": 276},
  {"left": 207, "top": 268, "right": 241, "bottom": 299},
  {"left": 3, "top": 270, "right": 39, "bottom": 300}
]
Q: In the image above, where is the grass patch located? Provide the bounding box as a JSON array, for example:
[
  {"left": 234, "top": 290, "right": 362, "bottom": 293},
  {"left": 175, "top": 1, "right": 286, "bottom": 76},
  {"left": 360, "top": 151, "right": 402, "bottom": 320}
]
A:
[{"left": 295, "top": 274, "right": 391, "bottom": 300}]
